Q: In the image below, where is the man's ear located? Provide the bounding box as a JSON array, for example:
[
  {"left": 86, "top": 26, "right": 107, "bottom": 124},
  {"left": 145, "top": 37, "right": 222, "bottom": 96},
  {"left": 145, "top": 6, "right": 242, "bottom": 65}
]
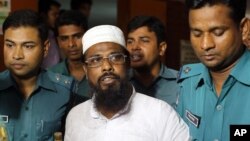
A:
[
  {"left": 159, "top": 41, "right": 167, "bottom": 56},
  {"left": 241, "top": 18, "right": 250, "bottom": 40},
  {"left": 43, "top": 40, "right": 50, "bottom": 58}
]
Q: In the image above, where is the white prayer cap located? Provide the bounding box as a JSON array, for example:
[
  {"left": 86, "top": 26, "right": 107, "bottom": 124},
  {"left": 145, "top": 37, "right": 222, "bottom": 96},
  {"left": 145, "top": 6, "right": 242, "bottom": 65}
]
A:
[{"left": 82, "top": 25, "right": 126, "bottom": 54}]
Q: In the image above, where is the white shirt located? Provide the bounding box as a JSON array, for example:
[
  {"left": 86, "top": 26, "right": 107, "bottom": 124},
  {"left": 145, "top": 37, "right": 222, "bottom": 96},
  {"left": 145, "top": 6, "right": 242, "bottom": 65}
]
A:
[{"left": 65, "top": 88, "right": 190, "bottom": 141}]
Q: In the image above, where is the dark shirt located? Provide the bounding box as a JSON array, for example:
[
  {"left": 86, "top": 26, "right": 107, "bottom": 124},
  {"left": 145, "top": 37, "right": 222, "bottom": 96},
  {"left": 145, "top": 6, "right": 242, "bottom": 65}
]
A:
[
  {"left": 0, "top": 70, "right": 73, "bottom": 141},
  {"left": 130, "top": 64, "right": 179, "bottom": 107}
]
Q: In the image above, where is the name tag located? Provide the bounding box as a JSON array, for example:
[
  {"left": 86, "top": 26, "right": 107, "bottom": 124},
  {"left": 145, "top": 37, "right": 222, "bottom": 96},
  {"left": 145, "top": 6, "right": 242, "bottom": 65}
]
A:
[
  {"left": 185, "top": 110, "right": 200, "bottom": 128},
  {"left": 0, "top": 115, "right": 8, "bottom": 123}
]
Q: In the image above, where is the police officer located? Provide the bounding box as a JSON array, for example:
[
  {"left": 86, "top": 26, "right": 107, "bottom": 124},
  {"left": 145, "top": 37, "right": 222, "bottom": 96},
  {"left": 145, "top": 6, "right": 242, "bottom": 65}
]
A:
[
  {"left": 48, "top": 10, "right": 90, "bottom": 99},
  {"left": 0, "top": 9, "right": 73, "bottom": 141},
  {"left": 177, "top": 0, "right": 250, "bottom": 141}
]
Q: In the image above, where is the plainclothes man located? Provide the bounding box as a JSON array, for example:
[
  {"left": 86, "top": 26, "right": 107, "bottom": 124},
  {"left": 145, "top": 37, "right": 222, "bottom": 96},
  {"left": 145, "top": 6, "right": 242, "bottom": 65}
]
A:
[{"left": 64, "top": 25, "right": 190, "bottom": 141}]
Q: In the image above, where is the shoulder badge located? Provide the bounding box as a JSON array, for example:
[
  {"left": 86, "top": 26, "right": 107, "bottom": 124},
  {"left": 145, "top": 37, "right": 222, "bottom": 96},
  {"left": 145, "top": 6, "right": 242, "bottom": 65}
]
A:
[
  {"left": 177, "top": 63, "right": 203, "bottom": 81},
  {"left": 48, "top": 71, "right": 74, "bottom": 89}
]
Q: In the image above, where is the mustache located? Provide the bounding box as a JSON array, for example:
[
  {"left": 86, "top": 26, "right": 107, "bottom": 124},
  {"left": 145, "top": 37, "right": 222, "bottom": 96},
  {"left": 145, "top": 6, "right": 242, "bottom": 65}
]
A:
[
  {"left": 98, "top": 72, "right": 120, "bottom": 82},
  {"left": 130, "top": 50, "right": 142, "bottom": 55}
]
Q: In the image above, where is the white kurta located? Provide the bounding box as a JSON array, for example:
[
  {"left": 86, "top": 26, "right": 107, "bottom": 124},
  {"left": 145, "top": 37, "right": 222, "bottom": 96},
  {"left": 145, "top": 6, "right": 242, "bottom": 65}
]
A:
[{"left": 65, "top": 88, "right": 190, "bottom": 141}]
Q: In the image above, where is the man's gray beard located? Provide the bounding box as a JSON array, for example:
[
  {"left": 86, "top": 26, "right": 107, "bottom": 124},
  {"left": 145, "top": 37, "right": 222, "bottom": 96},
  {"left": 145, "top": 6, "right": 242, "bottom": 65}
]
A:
[{"left": 90, "top": 79, "right": 132, "bottom": 113}]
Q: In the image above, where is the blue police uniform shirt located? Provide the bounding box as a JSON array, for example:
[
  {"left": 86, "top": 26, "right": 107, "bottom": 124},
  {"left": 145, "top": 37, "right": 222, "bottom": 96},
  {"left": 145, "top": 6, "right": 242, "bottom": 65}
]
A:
[
  {"left": 0, "top": 70, "right": 73, "bottom": 141},
  {"left": 130, "top": 64, "right": 179, "bottom": 107},
  {"left": 177, "top": 50, "right": 250, "bottom": 141},
  {"left": 48, "top": 59, "right": 90, "bottom": 98}
]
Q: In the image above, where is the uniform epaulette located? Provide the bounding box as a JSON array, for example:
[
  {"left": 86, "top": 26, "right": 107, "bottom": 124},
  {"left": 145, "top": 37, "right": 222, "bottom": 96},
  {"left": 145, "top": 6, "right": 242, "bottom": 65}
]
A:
[
  {"left": 47, "top": 71, "right": 73, "bottom": 89},
  {"left": 177, "top": 63, "right": 203, "bottom": 81}
]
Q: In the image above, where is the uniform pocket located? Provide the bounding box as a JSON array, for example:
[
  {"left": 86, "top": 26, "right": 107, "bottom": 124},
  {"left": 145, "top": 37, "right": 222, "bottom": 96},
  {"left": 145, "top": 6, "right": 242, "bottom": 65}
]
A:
[
  {"left": 36, "top": 119, "right": 61, "bottom": 141},
  {"left": 0, "top": 122, "right": 14, "bottom": 141}
]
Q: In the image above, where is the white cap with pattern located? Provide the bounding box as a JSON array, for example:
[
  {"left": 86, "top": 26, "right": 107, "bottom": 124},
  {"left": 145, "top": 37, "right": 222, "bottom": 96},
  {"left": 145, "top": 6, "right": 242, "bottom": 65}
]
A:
[{"left": 82, "top": 25, "right": 126, "bottom": 54}]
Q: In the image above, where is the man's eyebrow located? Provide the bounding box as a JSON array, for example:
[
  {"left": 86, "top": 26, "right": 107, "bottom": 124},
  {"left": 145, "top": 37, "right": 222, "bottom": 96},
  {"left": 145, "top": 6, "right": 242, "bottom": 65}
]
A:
[
  {"left": 59, "top": 32, "right": 83, "bottom": 37},
  {"left": 5, "top": 39, "right": 36, "bottom": 44},
  {"left": 190, "top": 25, "right": 228, "bottom": 32},
  {"left": 22, "top": 41, "right": 36, "bottom": 44},
  {"left": 139, "top": 36, "right": 150, "bottom": 39},
  {"left": 208, "top": 26, "right": 228, "bottom": 32},
  {"left": 4, "top": 39, "right": 15, "bottom": 43}
]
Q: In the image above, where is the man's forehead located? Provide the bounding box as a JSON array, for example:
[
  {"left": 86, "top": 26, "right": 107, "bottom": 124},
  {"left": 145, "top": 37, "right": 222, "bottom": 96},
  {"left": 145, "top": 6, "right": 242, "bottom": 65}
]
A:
[{"left": 4, "top": 27, "right": 41, "bottom": 43}]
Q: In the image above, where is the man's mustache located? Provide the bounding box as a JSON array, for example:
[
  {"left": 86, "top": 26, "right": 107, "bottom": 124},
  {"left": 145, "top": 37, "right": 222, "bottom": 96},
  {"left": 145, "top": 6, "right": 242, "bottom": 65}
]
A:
[{"left": 98, "top": 72, "right": 120, "bottom": 82}]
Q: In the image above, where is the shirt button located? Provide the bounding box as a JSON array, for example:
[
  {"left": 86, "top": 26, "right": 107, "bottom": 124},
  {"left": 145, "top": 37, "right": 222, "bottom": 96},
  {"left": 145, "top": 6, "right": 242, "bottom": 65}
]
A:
[
  {"left": 24, "top": 134, "right": 28, "bottom": 138},
  {"left": 25, "top": 107, "right": 29, "bottom": 111},
  {"left": 216, "top": 105, "right": 223, "bottom": 111}
]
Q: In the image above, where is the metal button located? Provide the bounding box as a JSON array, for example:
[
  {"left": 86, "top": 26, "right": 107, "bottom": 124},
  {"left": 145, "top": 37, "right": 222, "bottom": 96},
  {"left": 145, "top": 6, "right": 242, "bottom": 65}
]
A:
[
  {"left": 55, "top": 74, "right": 60, "bottom": 81},
  {"left": 24, "top": 134, "right": 28, "bottom": 138},
  {"left": 216, "top": 105, "right": 222, "bottom": 111},
  {"left": 183, "top": 67, "right": 191, "bottom": 74}
]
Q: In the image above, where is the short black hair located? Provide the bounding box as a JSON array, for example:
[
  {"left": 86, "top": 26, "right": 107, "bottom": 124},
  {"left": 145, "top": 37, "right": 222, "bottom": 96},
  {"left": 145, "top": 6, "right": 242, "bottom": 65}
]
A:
[
  {"left": 55, "top": 10, "right": 88, "bottom": 36},
  {"left": 70, "top": 0, "right": 92, "bottom": 10},
  {"left": 186, "top": 0, "right": 246, "bottom": 26},
  {"left": 38, "top": 0, "right": 61, "bottom": 14},
  {"left": 127, "top": 16, "right": 166, "bottom": 45},
  {"left": 2, "top": 9, "right": 48, "bottom": 43}
]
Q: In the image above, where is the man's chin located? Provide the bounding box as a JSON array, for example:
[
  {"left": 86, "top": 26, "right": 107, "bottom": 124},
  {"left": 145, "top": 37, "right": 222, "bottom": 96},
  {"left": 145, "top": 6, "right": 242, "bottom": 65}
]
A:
[
  {"left": 131, "top": 61, "right": 144, "bottom": 68},
  {"left": 93, "top": 82, "right": 131, "bottom": 113}
]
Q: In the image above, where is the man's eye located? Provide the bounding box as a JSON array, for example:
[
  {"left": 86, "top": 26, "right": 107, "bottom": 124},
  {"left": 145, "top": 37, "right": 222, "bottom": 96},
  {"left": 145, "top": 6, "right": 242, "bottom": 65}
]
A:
[
  {"left": 24, "top": 44, "right": 34, "bottom": 49},
  {"left": 213, "top": 29, "right": 224, "bottom": 36},
  {"left": 111, "top": 54, "right": 123, "bottom": 61},
  {"left": 5, "top": 43, "right": 14, "bottom": 48},
  {"left": 191, "top": 30, "right": 202, "bottom": 37},
  {"left": 59, "top": 37, "right": 67, "bottom": 41},
  {"left": 141, "top": 38, "right": 149, "bottom": 43},
  {"left": 126, "top": 39, "right": 133, "bottom": 44},
  {"left": 89, "top": 57, "right": 102, "bottom": 63},
  {"left": 74, "top": 34, "right": 82, "bottom": 39}
]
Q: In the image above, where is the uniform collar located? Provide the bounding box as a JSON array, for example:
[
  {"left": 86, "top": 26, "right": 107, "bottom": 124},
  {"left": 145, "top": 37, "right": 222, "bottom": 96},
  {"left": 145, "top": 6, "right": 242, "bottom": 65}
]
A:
[
  {"left": 0, "top": 69, "right": 57, "bottom": 92},
  {"left": 0, "top": 70, "right": 14, "bottom": 90},
  {"left": 193, "top": 64, "right": 209, "bottom": 89},
  {"left": 90, "top": 86, "right": 136, "bottom": 119},
  {"left": 64, "top": 59, "right": 71, "bottom": 75},
  {"left": 61, "top": 59, "right": 71, "bottom": 75},
  {"left": 130, "top": 63, "right": 176, "bottom": 80},
  {"left": 159, "top": 64, "right": 177, "bottom": 79},
  {"left": 231, "top": 50, "right": 250, "bottom": 85},
  {"left": 195, "top": 50, "right": 250, "bottom": 88},
  {"left": 37, "top": 70, "right": 57, "bottom": 91}
]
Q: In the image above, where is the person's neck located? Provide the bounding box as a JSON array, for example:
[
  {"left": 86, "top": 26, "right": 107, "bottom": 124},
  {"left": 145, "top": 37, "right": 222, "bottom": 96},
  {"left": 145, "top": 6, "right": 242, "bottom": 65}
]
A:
[
  {"left": 68, "top": 59, "right": 85, "bottom": 81},
  {"left": 210, "top": 48, "right": 245, "bottom": 96},
  {"left": 210, "top": 62, "right": 237, "bottom": 97},
  {"left": 13, "top": 74, "right": 38, "bottom": 99},
  {"left": 134, "top": 63, "right": 161, "bottom": 87}
]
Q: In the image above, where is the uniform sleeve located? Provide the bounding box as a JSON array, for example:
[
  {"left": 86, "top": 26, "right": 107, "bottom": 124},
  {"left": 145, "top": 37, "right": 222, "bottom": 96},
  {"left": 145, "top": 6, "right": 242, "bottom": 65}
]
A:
[
  {"left": 176, "top": 86, "right": 185, "bottom": 117},
  {"left": 157, "top": 102, "right": 190, "bottom": 141}
]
